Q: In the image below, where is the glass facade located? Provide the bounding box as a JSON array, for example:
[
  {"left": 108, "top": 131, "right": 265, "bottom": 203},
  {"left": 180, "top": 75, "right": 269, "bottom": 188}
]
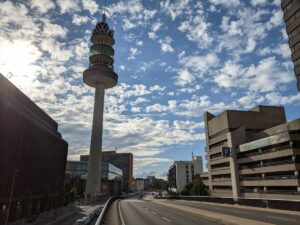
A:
[
  {"left": 101, "top": 162, "right": 123, "bottom": 180},
  {"left": 66, "top": 161, "right": 122, "bottom": 180}
]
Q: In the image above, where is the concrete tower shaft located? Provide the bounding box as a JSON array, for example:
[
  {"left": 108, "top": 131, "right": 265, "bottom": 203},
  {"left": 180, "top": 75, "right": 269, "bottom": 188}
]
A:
[{"left": 83, "top": 13, "right": 118, "bottom": 200}]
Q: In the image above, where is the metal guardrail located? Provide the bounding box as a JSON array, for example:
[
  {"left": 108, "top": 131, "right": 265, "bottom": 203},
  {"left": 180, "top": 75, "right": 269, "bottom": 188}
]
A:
[{"left": 95, "top": 196, "right": 116, "bottom": 225}]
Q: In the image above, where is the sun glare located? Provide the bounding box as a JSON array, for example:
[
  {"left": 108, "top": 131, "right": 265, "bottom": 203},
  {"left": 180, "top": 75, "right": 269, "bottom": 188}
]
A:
[{"left": 0, "top": 39, "right": 42, "bottom": 87}]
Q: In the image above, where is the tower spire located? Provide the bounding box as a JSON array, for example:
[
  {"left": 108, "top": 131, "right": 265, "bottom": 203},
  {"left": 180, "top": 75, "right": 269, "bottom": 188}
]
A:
[{"left": 83, "top": 2, "right": 118, "bottom": 201}]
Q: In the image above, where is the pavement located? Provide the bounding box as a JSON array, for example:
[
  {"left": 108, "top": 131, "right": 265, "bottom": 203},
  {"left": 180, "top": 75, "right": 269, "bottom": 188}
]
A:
[
  {"left": 9, "top": 202, "right": 102, "bottom": 225},
  {"left": 105, "top": 193, "right": 300, "bottom": 225}
]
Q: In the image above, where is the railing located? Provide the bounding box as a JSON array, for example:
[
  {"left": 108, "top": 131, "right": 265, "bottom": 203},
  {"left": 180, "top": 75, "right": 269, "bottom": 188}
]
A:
[
  {"left": 95, "top": 196, "right": 117, "bottom": 225},
  {"left": 239, "top": 159, "right": 294, "bottom": 169},
  {"left": 240, "top": 175, "right": 297, "bottom": 181},
  {"left": 238, "top": 144, "right": 292, "bottom": 159}
]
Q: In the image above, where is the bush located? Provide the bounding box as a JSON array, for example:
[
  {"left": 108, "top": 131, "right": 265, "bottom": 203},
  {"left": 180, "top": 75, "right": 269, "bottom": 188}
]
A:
[{"left": 181, "top": 179, "right": 208, "bottom": 196}]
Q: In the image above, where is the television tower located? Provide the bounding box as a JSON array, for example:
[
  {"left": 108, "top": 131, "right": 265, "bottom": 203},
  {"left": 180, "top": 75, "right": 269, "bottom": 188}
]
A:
[{"left": 83, "top": 13, "right": 118, "bottom": 200}]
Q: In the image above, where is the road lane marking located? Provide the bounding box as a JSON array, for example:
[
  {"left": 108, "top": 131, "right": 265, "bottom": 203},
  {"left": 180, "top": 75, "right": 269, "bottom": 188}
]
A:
[
  {"left": 151, "top": 211, "right": 157, "bottom": 215},
  {"left": 267, "top": 215, "right": 295, "bottom": 221},
  {"left": 118, "top": 200, "right": 126, "bottom": 225},
  {"left": 161, "top": 216, "right": 172, "bottom": 223}
]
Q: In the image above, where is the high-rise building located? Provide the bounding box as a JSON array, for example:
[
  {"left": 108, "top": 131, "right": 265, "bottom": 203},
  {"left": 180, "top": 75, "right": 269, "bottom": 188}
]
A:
[
  {"left": 168, "top": 156, "right": 203, "bottom": 193},
  {"left": 81, "top": 151, "right": 133, "bottom": 192},
  {"left": 281, "top": 0, "right": 300, "bottom": 90},
  {"left": 0, "top": 74, "right": 68, "bottom": 224},
  {"left": 82, "top": 13, "right": 118, "bottom": 200},
  {"left": 204, "top": 105, "right": 300, "bottom": 201}
]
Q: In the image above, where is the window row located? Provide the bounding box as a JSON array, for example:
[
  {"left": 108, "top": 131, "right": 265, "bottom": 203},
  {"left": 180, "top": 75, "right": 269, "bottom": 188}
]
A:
[{"left": 287, "top": 9, "right": 300, "bottom": 26}]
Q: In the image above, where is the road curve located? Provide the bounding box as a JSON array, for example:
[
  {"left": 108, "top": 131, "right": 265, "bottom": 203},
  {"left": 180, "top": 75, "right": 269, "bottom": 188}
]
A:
[{"left": 118, "top": 198, "right": 221, "bottom": 225}]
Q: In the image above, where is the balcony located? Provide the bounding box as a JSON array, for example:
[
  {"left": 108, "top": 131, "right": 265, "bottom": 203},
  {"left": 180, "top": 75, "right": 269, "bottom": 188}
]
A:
[
  {"left": 237, "top": 148, "right": 296, "bottom": 164},
  {"left": 239, "top": 163, "right": 298, "bottom": 175},
  {"left": 240, "top": 178, "right": 299, "bottom": 187}
]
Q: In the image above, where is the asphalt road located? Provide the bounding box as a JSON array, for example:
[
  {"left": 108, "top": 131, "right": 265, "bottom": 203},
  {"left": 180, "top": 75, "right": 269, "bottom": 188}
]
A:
[
  {"left": 118, "top": 198, "right": 221, "bottom": 225},
  {"left": 110, "top": 194, "right": 300, "bottom": 225}
]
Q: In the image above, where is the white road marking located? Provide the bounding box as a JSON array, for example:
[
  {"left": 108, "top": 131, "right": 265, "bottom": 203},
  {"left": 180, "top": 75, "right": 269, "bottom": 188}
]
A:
[
  {"left": 267, "top": 215, "right": 295, "bottom": 221},
  {"left": 161, "top": 216, "right": 172, "bottom": 223},
  {"left": 151, "top": 211, "right": 157, "bottom": 215},
  {"left": 118, "top": 200, "right": 126, "bottom": 225}
]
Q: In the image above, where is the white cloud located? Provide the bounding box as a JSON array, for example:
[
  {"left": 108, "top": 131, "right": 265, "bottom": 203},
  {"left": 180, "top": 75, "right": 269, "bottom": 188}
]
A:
[
  {"left": 159, "top": 36, "right": 174, "bottom": 53},
  {"left": 251, "top": 0, "right": 268, "bottom": 6},
  {"left": 31, "top": 0, "right": 55, "bottom": 13},
  {"left": 107, "top": 0, "right": 156, "bottom": 31},
  {"left": 178, "top": 12, "right": 212, "bottom": 48},
  {"left": 265, "top": 92, "right": 300, "bottom": 105},
  {"left": 175, "top": 70, "right": 195, "bottom": 87},
  {"left": 160, "top": 0, "right": 190, "bottom": 20},
  {"left": 209, "top": 0, "right": 240, "bottom": 7},
  {"left": 128, "top": 47, "right": 141, "bottom": 60},
  {"left": 214, "top": 57, "right": 294, "bottom": 92},
  {"left": 120, "top": 65, "right": 125, "bottom": 71},
  {"left": 179, "top": 53, "right": 220, "bottom": 77},
  {"left": 81, "top": 0, "right": 99, "bottom": 15},
  {"left": 258, "top": 43, "right": 291, "bottom": 59},
  {"left": 43, "top": 23, "right": 68, "bottom": 38},
  {"left": 57, "top": 0, "right": 81, "bottom": 14},
  {"left": 72, "top": 14, "right": 90, "bottom": 25}
]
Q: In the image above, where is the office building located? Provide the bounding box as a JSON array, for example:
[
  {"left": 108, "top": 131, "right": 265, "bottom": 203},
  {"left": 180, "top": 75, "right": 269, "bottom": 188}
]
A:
[
  {"left": 134, "top": 178, "right": 145, "bottom": 191},
  {"left": 65, "top": 161, "right": 123, "bottom": 196},
  {"left": 204, "top": 105, "right": 300, "bottom": 200},
  {"left": 281, "top": 0, "right": 300, "bottom": 90},
  {"left": 0, "top": 74, "right": 68, "bottom": 223},
  {"left": 168, "top": 156, "right": 203, "bottom": 193},
  {"left": 82, "top": 12, "right": 119, "bottom": 200},
  {"left": 81, "top": 151, "right": 133, "bottom": 192}
]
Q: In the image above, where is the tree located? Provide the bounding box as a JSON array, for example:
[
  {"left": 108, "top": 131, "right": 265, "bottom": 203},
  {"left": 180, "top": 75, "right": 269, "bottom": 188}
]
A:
[
  {"left": 181, "top": 179, "right": 208, "bottom": 196},
  {"left": 151, "top": 178, "right": 169, "bottom": 190}
]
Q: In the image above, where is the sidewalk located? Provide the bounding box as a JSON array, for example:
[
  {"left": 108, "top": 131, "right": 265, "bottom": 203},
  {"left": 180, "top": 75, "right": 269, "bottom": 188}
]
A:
[{"left": 9, "top": 202, "right": 102, "bottom": 225}]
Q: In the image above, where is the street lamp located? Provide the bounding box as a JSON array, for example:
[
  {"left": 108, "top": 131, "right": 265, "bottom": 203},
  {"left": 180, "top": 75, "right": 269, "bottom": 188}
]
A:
[{"left": 5, "top": 169, "right": 18, "bottom": 225}]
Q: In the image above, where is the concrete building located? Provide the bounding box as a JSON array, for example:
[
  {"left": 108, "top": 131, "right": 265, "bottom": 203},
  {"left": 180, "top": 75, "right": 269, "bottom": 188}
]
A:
[
  {"left": 238, "top": 119, "right": 300, "bottom": 200},
  {"left": 281, "top": 0, "right": 300, "bottom": 90},
  {"left": 134, "top": 178, "right": 145, "bottom": 192},
  {"left": 83, "top": 12, "right": 119, "bottom": 200},
  {"left": 0, "top": 74, "right": 68, "bottom": 224},
  {"left": 65, "top": 161, "right": 123, "bottom": 196},
  {"left": 81, "top": 151, "right": 133, "bottom": 192},
  {"left": 204, "top": 105, "right": 300, "bottom": 200},
  {"left": 168, "top": 157, "right": 203, "bottom": 193}
]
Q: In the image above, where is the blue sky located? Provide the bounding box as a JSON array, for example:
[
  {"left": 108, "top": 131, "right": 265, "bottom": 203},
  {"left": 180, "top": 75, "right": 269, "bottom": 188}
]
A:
[{"left": 0, "top": 0, "right": 299, "bottom": 179}]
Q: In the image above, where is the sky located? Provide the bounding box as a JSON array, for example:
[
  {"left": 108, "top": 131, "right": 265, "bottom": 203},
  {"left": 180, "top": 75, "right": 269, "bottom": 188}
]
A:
[{"left": 0, "top": 0, "right": 299, "bottom": 179}]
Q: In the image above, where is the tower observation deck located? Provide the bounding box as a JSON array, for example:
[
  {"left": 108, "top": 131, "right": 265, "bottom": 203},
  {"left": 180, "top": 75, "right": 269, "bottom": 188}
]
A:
[{"left": 83, "top": 13, "right": 118, "bottom": 200}]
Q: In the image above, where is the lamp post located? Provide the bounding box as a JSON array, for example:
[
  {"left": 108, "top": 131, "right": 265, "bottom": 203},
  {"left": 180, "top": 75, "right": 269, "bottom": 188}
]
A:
[{"left": 5, "top": 169, "right": 18, "bottom": 225}]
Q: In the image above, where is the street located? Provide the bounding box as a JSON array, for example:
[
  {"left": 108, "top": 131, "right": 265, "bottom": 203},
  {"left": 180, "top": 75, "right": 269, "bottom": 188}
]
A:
[{"left": 105, "top": 193, "right": 300, "bottom": 225}]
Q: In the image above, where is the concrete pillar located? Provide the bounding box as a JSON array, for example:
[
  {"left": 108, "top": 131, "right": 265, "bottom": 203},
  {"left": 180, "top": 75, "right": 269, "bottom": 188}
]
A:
[{"left": 85, "top": 83, "right": 105, "bottom": 201}]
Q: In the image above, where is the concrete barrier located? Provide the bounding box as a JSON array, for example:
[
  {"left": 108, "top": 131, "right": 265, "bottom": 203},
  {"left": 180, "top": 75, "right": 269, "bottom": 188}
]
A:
[{"left": 155, "top": 196, "right": 300, "bottom": 211}]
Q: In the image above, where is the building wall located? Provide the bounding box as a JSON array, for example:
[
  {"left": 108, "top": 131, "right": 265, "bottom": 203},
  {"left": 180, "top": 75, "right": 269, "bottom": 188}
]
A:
[
  {"left": 204, "top": 105, "right": 287, "bottom": 198},
  {"left": 81, "top": 151, "right": 133, "bottom": 192},
  {"left": 134, "top": 179, "right": 145, "bottom": 191},
  {"left": 281, "top": 0, "right": 300, "bottom": 90},
  {"left": 169, "top": 159, "right": 202, "bottom": 193},
  {"left": 0, "top": 74, "right": 68, "bottom": 223},
  {"left": 238, "top": 119, "right": 300, "bottom": 200}
]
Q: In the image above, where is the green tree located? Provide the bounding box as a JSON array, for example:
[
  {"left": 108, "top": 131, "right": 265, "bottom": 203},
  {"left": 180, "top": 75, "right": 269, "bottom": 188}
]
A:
[{"left": 181, "top": 179, "right": 208, "bottom": 196}]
